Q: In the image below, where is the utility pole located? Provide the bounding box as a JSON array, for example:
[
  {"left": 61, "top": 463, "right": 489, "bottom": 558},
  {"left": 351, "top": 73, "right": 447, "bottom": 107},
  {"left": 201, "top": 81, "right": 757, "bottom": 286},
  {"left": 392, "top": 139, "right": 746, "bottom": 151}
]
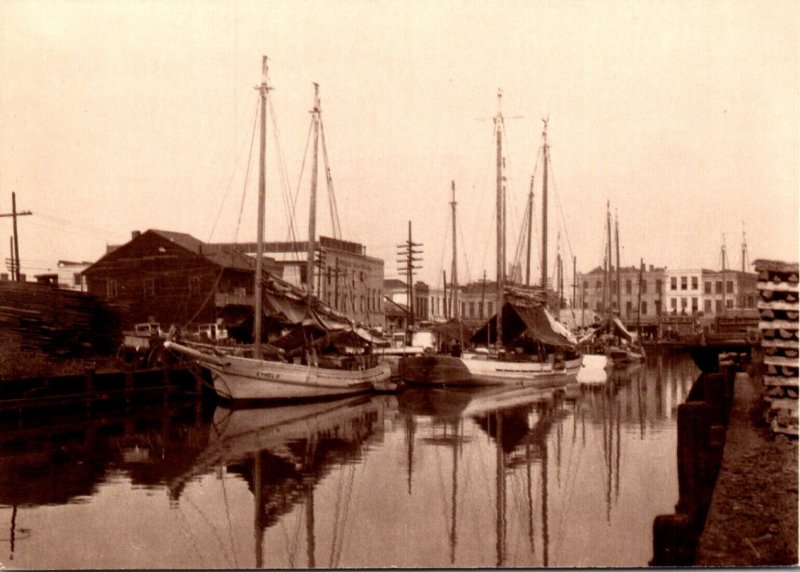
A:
[
  {"left": 0, "top": 193, "right": 32, "bottom": 281},
  {"left": 396, "top": 221, "right": 422, "bottom": 328},
  {"left": 7, "top": 236, "right": 16, "bottom": 280}
]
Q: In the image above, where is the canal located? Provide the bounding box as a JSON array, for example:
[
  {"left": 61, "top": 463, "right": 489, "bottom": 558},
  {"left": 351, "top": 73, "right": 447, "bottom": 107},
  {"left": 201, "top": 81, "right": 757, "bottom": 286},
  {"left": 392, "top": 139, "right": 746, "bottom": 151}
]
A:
[{"left": 0, "top": 353, "right": 698, "bottom": 568}]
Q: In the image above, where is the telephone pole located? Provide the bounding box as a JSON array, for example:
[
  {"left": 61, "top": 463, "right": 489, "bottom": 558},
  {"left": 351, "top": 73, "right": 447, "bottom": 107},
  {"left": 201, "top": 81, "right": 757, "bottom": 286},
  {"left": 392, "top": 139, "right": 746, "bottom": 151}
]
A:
[
  {"left": 396, "top": 221, "right": 423, "bottom": 327},
  {"left": 0, "top": 193, "right": 32, "bottom": 281}
]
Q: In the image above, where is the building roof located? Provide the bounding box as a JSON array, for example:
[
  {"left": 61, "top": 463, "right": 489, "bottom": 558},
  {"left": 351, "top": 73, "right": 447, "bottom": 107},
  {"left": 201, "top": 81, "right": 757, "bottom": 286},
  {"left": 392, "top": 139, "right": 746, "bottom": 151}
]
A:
[
  {"left": 149, "top": 229, "right": 206, "bottom": 254},
  {"left": 87, "top": 229, "right": 276, "bottom": 275},
  {"left": 384, "top": 278, "right": 407, "bottom": 289}
]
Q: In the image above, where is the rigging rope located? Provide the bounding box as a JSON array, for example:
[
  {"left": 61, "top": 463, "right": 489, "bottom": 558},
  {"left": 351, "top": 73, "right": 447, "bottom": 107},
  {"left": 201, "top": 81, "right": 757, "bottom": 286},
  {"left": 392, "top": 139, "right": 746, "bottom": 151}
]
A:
[
  {"left": 267, "top": 93, "right": 303, "bottom": 253},
  {"left": 319, "top": 121, "right": 344, "bottom": 240}
]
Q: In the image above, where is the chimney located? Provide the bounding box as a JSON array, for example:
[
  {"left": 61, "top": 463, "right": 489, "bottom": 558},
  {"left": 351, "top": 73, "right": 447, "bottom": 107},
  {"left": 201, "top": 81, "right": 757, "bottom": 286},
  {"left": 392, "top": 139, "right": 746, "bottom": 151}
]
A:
[
  {"left": 649, "top": 264, "right": 654, "bottom": 271},
  {"left": 132, "top": 230, "right": 141, "bottom": 240}
]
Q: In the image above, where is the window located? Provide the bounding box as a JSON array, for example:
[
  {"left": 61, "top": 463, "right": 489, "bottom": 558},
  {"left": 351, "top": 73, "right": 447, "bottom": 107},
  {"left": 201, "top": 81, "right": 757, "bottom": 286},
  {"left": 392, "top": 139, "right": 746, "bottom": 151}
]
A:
[
  {"left": 655, "top": 300, "right": 661, "bottom": 315},
  {"left": 327, "top": 267, "right": 331, "bottom": 285},
  {"left": 461, "top": 302, "right": 466, "bottom": 317},
  {"left": 670, "top": 298, "right": 677, "bottom": 310},
  {"left": 583, "top": 281, "right": 589, "bottom": 290},
  {"left": 715, "top": 300, "right": 722, "bottom": 313},
  {"left": 487, "top": 302, "right": 494, "bottom": 316},
  {"left": 670, "top": 277, "right": 677, "bottom": 291},
  {"left": 626, "top": 300, "right": 632, "bottom": 315},
  {"left": 641, "top": 280, "right": 647, "bottom": 294},
  {"left": 681, "top": 298, "right": 688, "bottom": 310},
  {"left": 704, "top": 281, "right": 712, "bottom": 294},
  {"left": 726, "top": 280, "right": 734, "bottom": 293},
  {"left": 596, "top": 301, "right": 603, "bottom": 312},
  {"left": 469, "top": 302, "right": 475, "bottom": 317},
  {"left": 189, "top": 276, "right": 201, "bottom": 296},
  {"left": 715, "top": 281, "right": 723, "bottom": 294},
  {"left": 704, "top": 299, "right": 712, "bottom": 312},
  {"left": 143, "top": 277, "right": 155, "bottom": 297},
  {"left": 656, "top": 279, "right": 663, "bottom": 294},
  {"left": 625, "top": 279, "right": 632, "bottom": 295},
  {"left": 106, "top": 279, "right": 118, "bottom": 298},
  {"left": 726, "top": 299, "right": 733, "bottom": 309},
  {"left": 73, "top": 273, "right": 82, "bottom": 286},
  {"left": 691, "top": 297, "right": 698, "bottom": 313},
  {"left": 595, "top": 280, "right": 602, "bottom": 290},
  {"left": 612, "top": 280, "right": 617, "bottom": 292},
  {"left": 680, "top": 276, "right": 688, "bottom": 290},
  {"left": 691, "top": 276, "right": 698, "bottom": 290},
  {"left": 641, "top": 301, "right": 648, "bottom": 315}
]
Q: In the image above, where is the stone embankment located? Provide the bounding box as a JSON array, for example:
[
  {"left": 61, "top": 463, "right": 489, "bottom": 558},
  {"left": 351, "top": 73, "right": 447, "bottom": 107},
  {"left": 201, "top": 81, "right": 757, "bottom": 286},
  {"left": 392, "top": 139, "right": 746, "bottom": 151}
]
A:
[{"left": 694, "top": 370, "right": 798, "bottom": 566}]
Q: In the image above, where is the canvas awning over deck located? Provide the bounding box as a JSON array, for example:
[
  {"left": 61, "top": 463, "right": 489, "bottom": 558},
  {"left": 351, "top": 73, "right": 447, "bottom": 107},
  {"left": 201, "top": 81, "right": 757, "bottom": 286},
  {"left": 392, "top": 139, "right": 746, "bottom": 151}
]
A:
[{"left": 470, "top": 302, "right": 578, "bottom": 348}]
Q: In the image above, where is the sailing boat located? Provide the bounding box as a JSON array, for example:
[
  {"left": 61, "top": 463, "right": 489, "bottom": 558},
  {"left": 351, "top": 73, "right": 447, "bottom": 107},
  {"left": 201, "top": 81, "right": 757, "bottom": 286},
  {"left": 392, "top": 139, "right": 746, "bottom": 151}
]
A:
[
  {"left": 399, "top": 93, "right": 582, "bottom": 385},
  {"left": 166, "top": 57, "right": 391, "bottom": 401}
]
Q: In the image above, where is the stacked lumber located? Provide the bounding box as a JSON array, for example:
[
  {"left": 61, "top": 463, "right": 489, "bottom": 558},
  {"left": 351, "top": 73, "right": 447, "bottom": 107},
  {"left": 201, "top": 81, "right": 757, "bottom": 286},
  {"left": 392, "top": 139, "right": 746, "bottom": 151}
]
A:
[
  {"left": 0, "top": 282, "right": 122, "bottom": 359},
  {"left": 754, "top": 259, "right": 799, "bottom": 436}
]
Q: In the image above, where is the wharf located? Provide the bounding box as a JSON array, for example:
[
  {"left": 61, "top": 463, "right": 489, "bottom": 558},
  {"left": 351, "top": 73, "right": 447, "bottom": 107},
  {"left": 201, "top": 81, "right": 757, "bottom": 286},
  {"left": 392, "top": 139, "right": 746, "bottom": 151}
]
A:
[{"left": 695, "top": 371, "right": 798, "bottom": 566}]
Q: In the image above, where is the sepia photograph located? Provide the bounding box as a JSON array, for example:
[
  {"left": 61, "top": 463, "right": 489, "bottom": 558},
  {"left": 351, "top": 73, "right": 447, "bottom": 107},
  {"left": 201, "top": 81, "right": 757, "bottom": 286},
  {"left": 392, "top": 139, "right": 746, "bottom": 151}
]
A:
[{"left": 0, "top": 0, "right": 797, "bottom": 568}]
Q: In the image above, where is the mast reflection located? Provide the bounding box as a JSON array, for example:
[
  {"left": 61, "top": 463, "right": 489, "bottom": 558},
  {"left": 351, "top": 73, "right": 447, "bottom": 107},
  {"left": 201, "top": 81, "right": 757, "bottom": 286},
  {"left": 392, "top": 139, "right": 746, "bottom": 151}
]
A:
[{"left": 183, "top": 396, "right": 385, "bottom": 568}]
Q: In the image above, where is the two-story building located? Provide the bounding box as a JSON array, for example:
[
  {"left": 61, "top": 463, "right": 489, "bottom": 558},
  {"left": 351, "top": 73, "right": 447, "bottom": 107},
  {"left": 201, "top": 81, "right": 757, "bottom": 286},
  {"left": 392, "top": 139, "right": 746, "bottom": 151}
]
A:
[
  {"left": 577, "top": 265, "right": 666, "bottom": 328},
  {"left": 213, "top": 236, "right": 384, "bottom": 328},
  {"left": 83, "top": 229, "right": 278, "bottom": 332},
  {"left": 663, "top": 268, "right": 758, "bottom": 317}
]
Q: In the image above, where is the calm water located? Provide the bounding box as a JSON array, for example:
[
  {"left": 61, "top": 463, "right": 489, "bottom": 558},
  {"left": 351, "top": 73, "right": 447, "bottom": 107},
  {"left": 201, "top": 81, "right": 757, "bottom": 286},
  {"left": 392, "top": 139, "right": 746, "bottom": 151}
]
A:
[{"left": 0, "top": 353, "right": 698, "bottom": 568}]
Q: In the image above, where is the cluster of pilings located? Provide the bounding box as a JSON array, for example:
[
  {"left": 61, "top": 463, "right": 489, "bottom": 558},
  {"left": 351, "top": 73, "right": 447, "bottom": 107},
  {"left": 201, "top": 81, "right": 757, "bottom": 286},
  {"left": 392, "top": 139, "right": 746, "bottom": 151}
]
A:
[{"left": 649, "top": 354, "right": 742, "bottom": 566}]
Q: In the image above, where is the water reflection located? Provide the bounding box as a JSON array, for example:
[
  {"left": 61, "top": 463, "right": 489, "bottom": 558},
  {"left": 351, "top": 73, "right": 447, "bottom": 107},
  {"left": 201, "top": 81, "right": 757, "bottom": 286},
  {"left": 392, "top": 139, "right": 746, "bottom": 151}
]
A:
[
  {"left": 0, "top": 353, "right": 699, "bottom": 568},
  {"left": 174, "top": 397, "right": 385, "bottom": 568}
]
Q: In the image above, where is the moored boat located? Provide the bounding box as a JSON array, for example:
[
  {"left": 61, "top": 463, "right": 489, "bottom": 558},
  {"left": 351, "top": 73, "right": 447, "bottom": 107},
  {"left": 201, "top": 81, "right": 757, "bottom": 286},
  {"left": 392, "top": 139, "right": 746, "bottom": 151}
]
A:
[
  {"left": 166, "top": 57, "right": 392, "bottom": 401},
  {"left": 400, "top": 104, "right": 582, "bottom": 386}
]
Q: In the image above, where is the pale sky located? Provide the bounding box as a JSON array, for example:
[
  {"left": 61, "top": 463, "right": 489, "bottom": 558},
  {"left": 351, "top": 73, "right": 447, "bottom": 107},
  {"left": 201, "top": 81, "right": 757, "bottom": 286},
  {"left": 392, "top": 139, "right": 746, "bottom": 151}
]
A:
[{"left": 1, "top": 0, "right": 797, "bottom": 286}]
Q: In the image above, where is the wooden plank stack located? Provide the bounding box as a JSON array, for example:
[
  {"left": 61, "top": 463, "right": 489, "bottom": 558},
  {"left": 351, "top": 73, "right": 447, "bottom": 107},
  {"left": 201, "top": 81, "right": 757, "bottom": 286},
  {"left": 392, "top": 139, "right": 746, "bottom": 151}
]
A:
[{"left": 754, "top": 259, "right": 799, "bottom": 436}]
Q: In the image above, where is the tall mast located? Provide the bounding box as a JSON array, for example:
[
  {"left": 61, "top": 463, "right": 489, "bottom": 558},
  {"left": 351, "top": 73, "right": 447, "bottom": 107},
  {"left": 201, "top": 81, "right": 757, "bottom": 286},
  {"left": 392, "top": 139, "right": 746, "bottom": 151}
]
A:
[
  {"left": 525, "top": 175, "right": 534, "bottom": 286},
  {"left": 721, "top": 238, "right": 727, "bottom": 316},
  {"left": 572, "top": 255, "right": 577, "bottom": 309},
  {"left": 615, "top": 212, "right": 622, "bottom": 319},
  {"left": 741, "top": 222, "right": 747, "bottom": 273},
  {"left": 451, "top": 180, "right": 459, "bottom": 320},
  {"left": 556, "top": 232, "right": 562, "bottom": 310},
  {"left": 540, "top": 120, "right": 549, "bottom": 290},
  {"left": 605, "top": 201, "right": 612, "bottom": 319},
  {"left": 254, "top": 56, "right": 269, "bottom": 356},
  {"left": 495, "top": 90, "right": 504, "bottom": 345},
  {"left": 306, "top": 83, "right": 321, "bottom": 305},
  {"left": 637, "top": 258, "right": 644, "bottom": 338}
]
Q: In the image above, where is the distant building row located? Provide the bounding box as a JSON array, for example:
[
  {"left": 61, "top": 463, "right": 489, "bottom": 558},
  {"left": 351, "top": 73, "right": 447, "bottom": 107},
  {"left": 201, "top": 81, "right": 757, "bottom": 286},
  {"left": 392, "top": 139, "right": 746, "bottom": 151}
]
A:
[{"left": 4, "top": 228, "right": 759, "bottom": 334}]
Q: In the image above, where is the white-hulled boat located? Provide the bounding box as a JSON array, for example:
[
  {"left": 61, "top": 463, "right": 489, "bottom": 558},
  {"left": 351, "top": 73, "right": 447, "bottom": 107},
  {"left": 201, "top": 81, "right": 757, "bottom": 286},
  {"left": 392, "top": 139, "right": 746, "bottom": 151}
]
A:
[
  {"left": 164, "top": 340, "right": 389, "bottom": 401},
  {"left": 166, "top": 57, "right": 392, "bottom": 401},
  {"left": 399, "top": 105, "right": 582, "bottom": 386}
]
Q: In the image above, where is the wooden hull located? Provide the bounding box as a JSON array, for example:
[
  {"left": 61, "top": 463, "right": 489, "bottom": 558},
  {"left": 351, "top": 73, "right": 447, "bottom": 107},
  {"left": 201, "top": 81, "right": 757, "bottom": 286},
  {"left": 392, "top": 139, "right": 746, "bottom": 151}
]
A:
[
  {"left": 399, "top": 353, "right": 582, "bottom": 386},
  {"left": 165, "top": 341, "right": 392, "bottom": 402},
  {"left": 609, "top": 348, "right": 645, "bottom": 367}
]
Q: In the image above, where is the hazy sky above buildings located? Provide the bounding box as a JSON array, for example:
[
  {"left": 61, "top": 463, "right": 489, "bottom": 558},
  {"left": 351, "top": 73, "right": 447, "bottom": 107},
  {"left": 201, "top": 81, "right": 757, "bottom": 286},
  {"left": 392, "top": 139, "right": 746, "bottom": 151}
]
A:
[{"left": 1, "top": 0, "right": 797, "bottom": 286}]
